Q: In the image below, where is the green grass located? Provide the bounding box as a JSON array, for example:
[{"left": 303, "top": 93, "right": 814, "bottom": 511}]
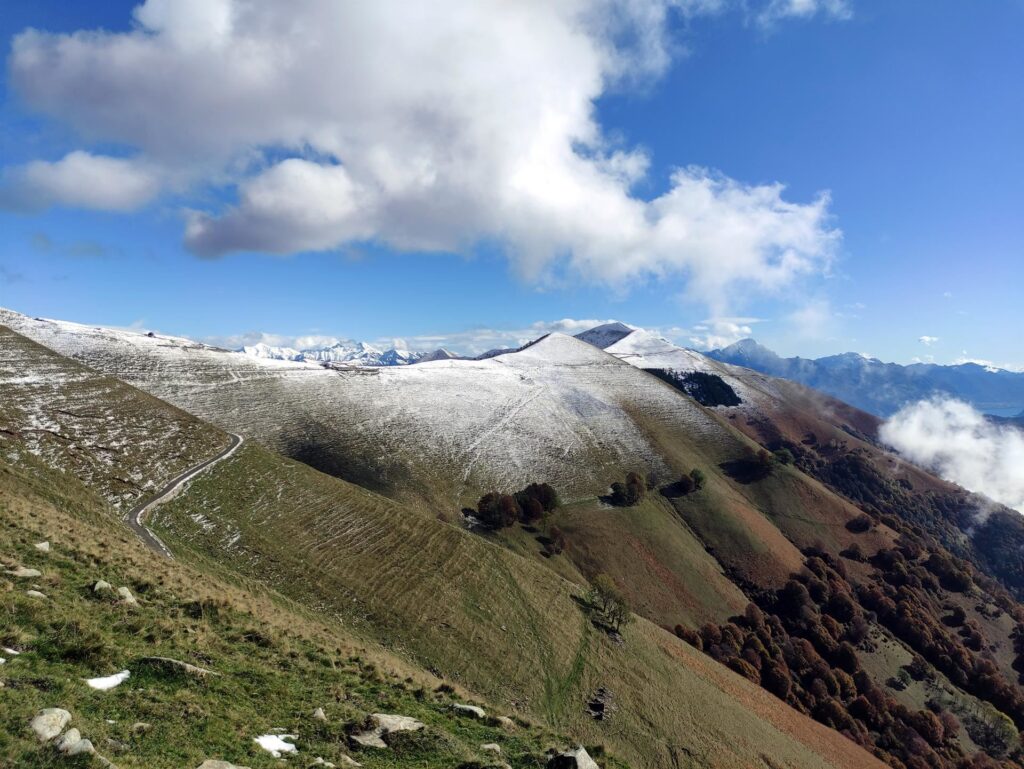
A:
[
  {"left": 0, "top": 460, "right": 580, "bottom": 769},
  {"left": 152, "top": 443, "right": 886, "bottom": 769}
]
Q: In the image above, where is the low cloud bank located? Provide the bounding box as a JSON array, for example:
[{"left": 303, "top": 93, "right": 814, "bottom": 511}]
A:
[{"left": 880, "top": 398, "right": 1024, "bottom": 513}]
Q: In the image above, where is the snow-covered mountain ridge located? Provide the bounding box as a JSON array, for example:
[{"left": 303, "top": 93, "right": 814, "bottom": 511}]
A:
[{"left": 240, "top": 338, "right": 454, "bottom": 366}]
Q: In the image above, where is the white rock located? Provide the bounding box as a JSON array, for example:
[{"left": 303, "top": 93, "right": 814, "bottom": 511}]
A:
[
  {"left": 25, "top": 589, "right": 47, "bottom": 599},
  {"left": 453, "top": 703, "right": 486, "bottom": 718},
  {"left": 94, "top": 580, "right": 113, "bottom": 592},
  {"left": 496, "top": 716, "right": 516, "bottom": 730},
  {"left": 30, "top": 708, "right": 71, "bottom": 742},
  {"left": 56, "top": 728, "right": 96, "bottom": 756},
  {"left": 8, "top": 567, "right": 41, "bottom": 578},
  {"left": 338, "top": 756, "right": 362, "bottom": 767},
  {"left": 312, "top": 759, "right": 336, "bottom": 768},
  {"left": 351, "top": 713, "right": 424, "bottom": 749},
  {"left": 117, "top": 586, "right": 139, "bottom": 606},
  {"left": 481, "top": 743, "right": 502, "bottom": 753},
  {"left": 313, "top": 707, "right": 328, "bottom": 721},
  {"left": 2, "top": 646, "right": 21, "bottom": 655},
  {"left": 196, "top": 761, "right": 252, "bottom": 769},
  {"left": 35, "top": 541, "right": 50, "bottom": 553},
  {"left": 84, "top": 670, "right": 130, "bottom": 690}
]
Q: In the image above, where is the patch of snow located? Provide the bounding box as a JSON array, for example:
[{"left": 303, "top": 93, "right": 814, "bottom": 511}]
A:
[
  {"left": 84, "top": 669, "right": 130, "bottom": 690},
  {"left": 254, "top": 733, "right": 298, "bottom": 757}
]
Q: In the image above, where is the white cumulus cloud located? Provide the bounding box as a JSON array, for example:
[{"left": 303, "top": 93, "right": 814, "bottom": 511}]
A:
[
  {"left": 880, "top": 398, "right": 1024, "bottom": 514},
  {"left": 0, "top": 151, "right": 160, "bottom": 212},
  {"left": 919, "top": 335, "right": 939, "bottom": 346},
  {"left": 7, "top": 0, "right": 842, "bottom": 306}
]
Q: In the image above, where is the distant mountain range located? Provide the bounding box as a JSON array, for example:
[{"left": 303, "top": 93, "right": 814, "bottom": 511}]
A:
[
  {"left": 708, "top": 338, "right": 1024, "bottom": 418},
  {"left": 240, "top": 340, "right": 457, "bottom": 367}
]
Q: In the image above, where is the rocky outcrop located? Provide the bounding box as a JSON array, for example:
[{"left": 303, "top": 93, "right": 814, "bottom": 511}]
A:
[
  {"left": 549, "top": 747, "right": 600, "bottom": 769},
  {"left": 350, "top": 713, "right": 424, "bottom": 749}
]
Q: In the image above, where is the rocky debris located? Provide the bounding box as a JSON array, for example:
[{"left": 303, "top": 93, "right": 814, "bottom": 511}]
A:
[
  {"left": 549, "top": 747, "right": 600, "bottom": 769},
  {"left": 481, "top": 742, "right": 502, "bottom": 753},
  {"left": 586, "top": 688, "right": 614, "bottom": 721},
  {"left": 453, "top": 703, "right": 486, "bottom": 718},
  {"left": 8, "top": 566, "right": 42, "bottom": 578},
  {"left": 35, "top": 541, "right": 50, "bottom": 553},
  {"left": 25, "top": 589, "right": 47, "bottom": 599},
  {"left": 94, "top": 579, "right": 113, "bottom": 593},
  {"left": 313, "top": 707, "right": 328, "bottom": 721},
  {"left": 350, "top": 713, "right": 425, "bottom": 749},
  {"left": 495, "top": 716, "right": 516, "bottom": 730},
  {"left": 116, "top": 586, "right": 139, "bottom": 606},
  {"left": 138, "top": 656, "right": 219, "bottom": 678},
  {"left": 197, "top": 762, "right": 252, "bottom": 769},
  {"left": 30, "top": 708, "right": 72, "bottom": 742}
]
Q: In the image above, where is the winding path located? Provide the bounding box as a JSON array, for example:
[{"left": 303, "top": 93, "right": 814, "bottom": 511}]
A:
[{"left": 126, "top": 432, "right": 244, "bottom": 558}]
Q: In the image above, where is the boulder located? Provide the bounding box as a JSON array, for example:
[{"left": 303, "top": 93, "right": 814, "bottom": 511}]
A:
[
  {"left": 94, "top": 580, "right": 113, "bottom": 593},
  {"left": 30, "top": 708, "right": 71, "bottom": 742},
  {"left": 350, "top": 713, "right": 424, "bottom": 749},
  {"left": 56, "top": 728, "right": 96, "bottom": 756},
  {"left": 338, "top": 756, "right": 362, "bottom": 767},
  {"left": 25, "top": 589, "right": 47, "bottom": 599},
  {"left": 453, "top": 703, "right": 486, "bottom": 719},
  {"left": 130, "top": 722, "right": 152, "bottom": 735},
  {"left": 8, "top": 567, "right": 41, "bottom": 578},
  {"left": 548, "top": 747, "right": 600, "bottom": 769},
  {"left": 35, "top": 541, "right": 50, "bottom": 553},
  {"left": 495, "top": 716, "right": 516, "bottom": 730},
  {"left": 313, "top": 707, "right": 328, "bottom": 722},
  {"left": 481, "top": 743, "right": 502, "bottom": 753},
  {"left": 117, "top": 586, "right": 139, "bottom": 606},
  {"left": 197, "top": 762, "right": 252, "bottom": 769}
]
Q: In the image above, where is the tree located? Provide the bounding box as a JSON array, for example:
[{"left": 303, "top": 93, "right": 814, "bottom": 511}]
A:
[
  {"left": 521, "top": 497, "right": 544, "bottom": 524},
  {"left": 476, "top": 492, "right": 502, "bottom": 528},
  {"left": 497, "top": 494, "right": 521, "bottom": 527},
  {"left": 690, "top": 468, "right": 706, "bottom": 491},
  {"left": 625, "top": 471, "right": 646, "bottom": 504},
  {"left": 773, "top": 448, "right": 795, "bottom": 466},
  {"left": 587, "top": 574, "right": 632, "bottom": 633}
]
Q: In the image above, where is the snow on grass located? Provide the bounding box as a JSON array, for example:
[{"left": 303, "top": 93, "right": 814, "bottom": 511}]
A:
[
  {"left": 84, "top": 669, "right": 130, "bottom": 690},
  {"left": 254, "top": 733, "right": 298, "bottom": 757}
]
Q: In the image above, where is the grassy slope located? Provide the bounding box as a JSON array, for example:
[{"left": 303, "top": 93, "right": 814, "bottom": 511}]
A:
[
  {"left": 153, "top": 441, "right": 887, "bottom": 769},
  {"left": 0, "top": 326, "right": 228, "bottom": 511},
  {"left": 1, "top": 457, "right": 583, "bottom": 769}
]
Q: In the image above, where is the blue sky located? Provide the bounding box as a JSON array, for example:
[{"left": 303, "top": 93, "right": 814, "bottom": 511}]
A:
[{"left": 0, "top": 1, "right": 1021, "bottom": 364}]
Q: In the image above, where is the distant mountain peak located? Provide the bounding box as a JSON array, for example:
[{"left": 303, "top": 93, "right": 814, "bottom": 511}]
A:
[{"left": 574, "top": 321, "right": 635, "bottom": 349}]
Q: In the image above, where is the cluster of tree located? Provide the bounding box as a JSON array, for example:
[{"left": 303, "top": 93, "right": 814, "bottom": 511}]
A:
[
  {"left": 676, "top": 543, "right": 1024, "bottom": 768},
  {"left": 475, "top": 482, "right": 560, "bottom": 529},
  {"left": 587, "top": 573, "right": 632, "bottom": 633},
  {"left": 609, "top": 471, "right": 646, "bottom": 507},
  {"left": 648, "top": 369, "right": 742, "bottom": 407},
  {"left": 664, "top": 468, "right": 706, "bottom": 497}
]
